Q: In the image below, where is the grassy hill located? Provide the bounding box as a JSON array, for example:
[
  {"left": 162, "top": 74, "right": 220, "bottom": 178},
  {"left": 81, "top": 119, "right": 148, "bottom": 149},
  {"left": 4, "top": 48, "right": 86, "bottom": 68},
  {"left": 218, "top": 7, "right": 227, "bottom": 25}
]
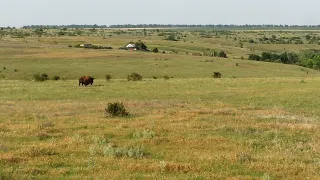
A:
[
  {"left": 0, "top": 28, "right": 320, "bottom": 179},
  {"left": 0, "top": 47, "right": 319, "bottom": 80}
]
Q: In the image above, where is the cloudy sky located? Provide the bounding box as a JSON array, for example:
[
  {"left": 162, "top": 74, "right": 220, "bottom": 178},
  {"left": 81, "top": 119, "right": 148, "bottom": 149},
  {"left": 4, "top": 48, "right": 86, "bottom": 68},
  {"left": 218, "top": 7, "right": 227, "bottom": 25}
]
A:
[{"left": 1, "top": 0, "right": 319, "bottom": 27}]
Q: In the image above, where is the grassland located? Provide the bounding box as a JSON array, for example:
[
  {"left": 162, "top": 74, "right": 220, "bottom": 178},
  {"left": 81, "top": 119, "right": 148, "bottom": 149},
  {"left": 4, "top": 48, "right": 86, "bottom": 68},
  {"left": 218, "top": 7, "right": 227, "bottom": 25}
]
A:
[{"left": 0, "top": 28, "right": 320, "bottom": 179}]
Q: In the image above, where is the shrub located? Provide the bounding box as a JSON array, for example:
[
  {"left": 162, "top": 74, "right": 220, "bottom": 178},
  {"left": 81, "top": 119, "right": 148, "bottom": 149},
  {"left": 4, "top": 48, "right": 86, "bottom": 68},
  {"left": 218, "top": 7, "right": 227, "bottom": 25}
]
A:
[
  {"left": 3, "top": 67, "right": 6, "bottom": 70},
  {"left": 102, "top": 144, "right": 146, "bottom": 158},
  {"left": 237, "top": 152, "right": 253, "bottom": 163},
  {"left": 152, "top": 48, "right": 159, "bottom": 53},
  {"left": 218, "top": 51, "right": 227, "bottom": 58},
  {"left": 14, "top": 69, "right": 18, "bottom": 72},
  {"left": 213, "top": 72, "right": 222, "bottom": 78},
  {"left": 133, "top": 129, "right": 156, "bottom": 139},
  {"left": 105, "top": 102, "right": 129, "bottom": 117},
  {"left": 163, "top": 75, "right": 170, "bottom": 80},
  {"left": 34, "top": 73, "right": 49, "bottom": 81},
  {"left": 248, "top": 54, "right": 261, "bottom": 61},
  {"left": 135, "top": 40, "right": 147, "bottom": 50},
  {"left": 165, "top": 35, "right": 177, "bottom": 41},
  {"left": 127, "top": 72, "right": 142, "bottom": 81},
  {"left": 105, "top": 74, "right": 112, "bottom": 81},
  {"left": 152, "top": 76, "right": 157, "bottom": 79},
  {"left": 52, "top": 76, "right": 60, "bottom": 80}
]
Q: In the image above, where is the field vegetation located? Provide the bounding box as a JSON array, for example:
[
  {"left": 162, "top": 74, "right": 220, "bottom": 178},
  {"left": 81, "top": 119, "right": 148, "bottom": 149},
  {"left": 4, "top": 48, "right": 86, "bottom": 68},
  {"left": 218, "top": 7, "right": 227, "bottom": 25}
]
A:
[{"left": 0, "top": 26, "right": 320, "bottom": 179}]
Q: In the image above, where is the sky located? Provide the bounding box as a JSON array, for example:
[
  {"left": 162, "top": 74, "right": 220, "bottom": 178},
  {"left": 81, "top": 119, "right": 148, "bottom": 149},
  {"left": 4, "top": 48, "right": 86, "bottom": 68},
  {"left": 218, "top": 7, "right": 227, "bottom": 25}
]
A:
[{"left": 1, "top": 0, "right": 320, "bottom": 27}]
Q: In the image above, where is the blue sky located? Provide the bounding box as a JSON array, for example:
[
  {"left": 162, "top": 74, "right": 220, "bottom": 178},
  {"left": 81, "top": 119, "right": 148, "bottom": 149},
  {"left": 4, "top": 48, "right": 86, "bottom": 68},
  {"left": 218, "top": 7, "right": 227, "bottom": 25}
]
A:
[{"left": 1, "top": 0, "right": 319, "bottom": 27}]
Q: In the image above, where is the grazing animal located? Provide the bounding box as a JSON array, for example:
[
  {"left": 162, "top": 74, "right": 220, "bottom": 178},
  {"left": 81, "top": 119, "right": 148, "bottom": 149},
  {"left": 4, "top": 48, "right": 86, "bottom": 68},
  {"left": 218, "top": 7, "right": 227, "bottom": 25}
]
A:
[{"left": 79, "top": 76, "right": 94, "bottom": 86}]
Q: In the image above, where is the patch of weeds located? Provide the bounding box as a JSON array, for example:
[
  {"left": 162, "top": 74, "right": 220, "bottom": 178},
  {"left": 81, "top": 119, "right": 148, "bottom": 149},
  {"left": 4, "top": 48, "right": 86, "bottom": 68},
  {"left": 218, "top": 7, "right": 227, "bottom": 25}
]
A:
[
  {"left": 241, "top": 127, "right": 263, "bottom": 136},
  {"left": 262, "top": 173, "right": 271, "bottom": 180},
  {"left": 38, "top": 122, "right": 54, "bottom": 129},
  {"left": 37, "top": 132, "right": 51, "bottom": 141},
  {"left": 249, "top": 140, "right": 267, "bottom": 152},
  {"left": 88, "top": 145, "right": 98, "bottom": 156},
  {"left": 0, "top": 144, "right": 9, "bottom": 152},
  {"left": 49, "top": 162, "right": 67, "bottom": 168},
  {"left": 159, "top": 161, "right": 192, "bottom": 173},
  {"left": 0, "top": 156, "right": 24, "bottom": 165},
  {"left": 25, "top": 147, "right": 58, "bottom": 157},
  {"left": 0, "top": 171, "right": 13, "bottom": 180},
  {"left": 27, "top": 168, "right": 47, "bottom": 175},
  {"left": 236, "top": 152, "right": 253, "bottom": 163},
  {"left": 102, "top": 143, "right": 147, "bottom": 158},
  {"left": 87, "top": 158, "right": 98, "bottom": 169},
  {"left": 132, "top": 129, "right": 156, "bottom": 139},
  {"left": 72, "top": 134, "right": 85, "bottom": 143},
  {"left": 92, "top": 135, "right": 108, "bottom": 147},
  {"left": 105, "top": 102, "right": 129, "bottom": 117},
  {"left": 300, "top": 80, "right": 306, "bottom": 83}
]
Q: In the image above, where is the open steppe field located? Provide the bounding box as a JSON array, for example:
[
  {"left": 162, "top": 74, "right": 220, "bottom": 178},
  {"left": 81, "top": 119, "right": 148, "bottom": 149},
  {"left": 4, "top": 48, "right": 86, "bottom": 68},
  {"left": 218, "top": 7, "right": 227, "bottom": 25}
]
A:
[{"left": 0, "top": 28, "right": 320, "bottom": 179}]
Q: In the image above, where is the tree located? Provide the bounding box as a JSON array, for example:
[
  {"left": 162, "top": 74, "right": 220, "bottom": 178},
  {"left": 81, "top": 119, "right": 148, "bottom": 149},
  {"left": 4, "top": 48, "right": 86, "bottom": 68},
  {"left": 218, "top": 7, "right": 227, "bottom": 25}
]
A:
[
  {"left": 280, "top": 52, "right": 289, "bottom": 64},
  {"left": 287, "top": 52, "right": 299, "bottom": 64},
  {"left": 270, "top": 54, "right": 280, "bottom": 61},
  {"left": 218, "top": 51, "right": 227, "bottom": 58},
  {"left": 143, "top": 28, "right": 147, "bottom": 36},
  {"left": 261, "top": 52, "right": 271, "bottom": 60},
  {"left": 248, "top": 54, "right": 261, "bottom": 61},
  {"left": 306, "top": 35, "right": 311, "bottom": 40},
  {"left": 166, "top": 35, "right": 177, "bottom": 41},
  {"left": 135, "top": 41, "right": 147, "bottom": 50}
]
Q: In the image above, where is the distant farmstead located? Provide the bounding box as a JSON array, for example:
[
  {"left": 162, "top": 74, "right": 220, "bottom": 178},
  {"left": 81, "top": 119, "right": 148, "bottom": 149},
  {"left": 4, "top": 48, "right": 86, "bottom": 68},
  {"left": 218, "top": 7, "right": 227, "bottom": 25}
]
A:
[
  {"left": 80, "top": 44, "right": 92, "bottom": 48},
  {"left": 126, "top": 43, "right": 136, "bottom": 50}
]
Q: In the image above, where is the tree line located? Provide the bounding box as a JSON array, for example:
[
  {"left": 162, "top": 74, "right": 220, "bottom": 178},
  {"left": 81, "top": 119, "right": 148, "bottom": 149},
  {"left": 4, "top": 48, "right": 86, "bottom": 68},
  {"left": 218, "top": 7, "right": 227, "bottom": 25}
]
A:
[
  {"left": 248, "top": 50, "right": 320, "bottom": 70},
  {"left": 21, "top": 24, "right": 320, "bottom": 29}
]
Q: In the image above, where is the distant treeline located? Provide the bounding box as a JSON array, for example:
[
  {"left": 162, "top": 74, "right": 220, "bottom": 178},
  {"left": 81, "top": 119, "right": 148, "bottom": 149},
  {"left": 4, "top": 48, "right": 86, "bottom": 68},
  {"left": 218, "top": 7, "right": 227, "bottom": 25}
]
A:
[
  {"left": 21, "top": 24, "right": 320, "bottom": 29},
  {"left": 248, "top": 49, "right": 320, "bottom": 71}
]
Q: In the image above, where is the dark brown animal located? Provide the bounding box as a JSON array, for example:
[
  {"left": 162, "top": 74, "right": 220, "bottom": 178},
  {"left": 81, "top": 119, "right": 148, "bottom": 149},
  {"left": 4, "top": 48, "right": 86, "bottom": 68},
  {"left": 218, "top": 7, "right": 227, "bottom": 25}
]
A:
[{"left": 79, "top": 76, "right": 94, "bottom": 86}]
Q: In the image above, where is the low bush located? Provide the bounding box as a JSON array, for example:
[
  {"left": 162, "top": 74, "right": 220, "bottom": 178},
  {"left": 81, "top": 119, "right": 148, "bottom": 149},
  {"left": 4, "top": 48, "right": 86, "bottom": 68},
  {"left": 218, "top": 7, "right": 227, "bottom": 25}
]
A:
[
  {"left": 152, "top": 48, "right": 159, "bottom": 53},
  {"left": 133, "top": 129, "right": 156, "bottom": 139},
  {"left": 127, "top": 72, "right": 142, "bottom": 81},
  {"left": 105, "top": 74, "right": 112, "bottom": 81},
  {"left": 52, "top": 76, "right": 60, "bottom": 80},
  {"left": 105, "top": 102, "right": 129, "bottom": 117},
  {"left": 34, "top": 73, "right": 49, "bottom": 81},
  {"left": 213, "top": 72, "right": 222, "bottom": 78},
  {"left": 163, "top": 76, "right": 170, "bottom": 80},
  {"left": 103, "top": 144, "right": 146, "bottom": 158}
]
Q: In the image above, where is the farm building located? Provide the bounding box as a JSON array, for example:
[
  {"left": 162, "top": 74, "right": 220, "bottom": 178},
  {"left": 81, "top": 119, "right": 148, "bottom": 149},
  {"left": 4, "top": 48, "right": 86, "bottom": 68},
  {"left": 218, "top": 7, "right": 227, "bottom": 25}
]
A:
[
  {"left": 126, "top": 43, "right": 136, "bottom": 50},
  {"left": 80, "top": 44, "right": 92, "bottom": 48}
]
